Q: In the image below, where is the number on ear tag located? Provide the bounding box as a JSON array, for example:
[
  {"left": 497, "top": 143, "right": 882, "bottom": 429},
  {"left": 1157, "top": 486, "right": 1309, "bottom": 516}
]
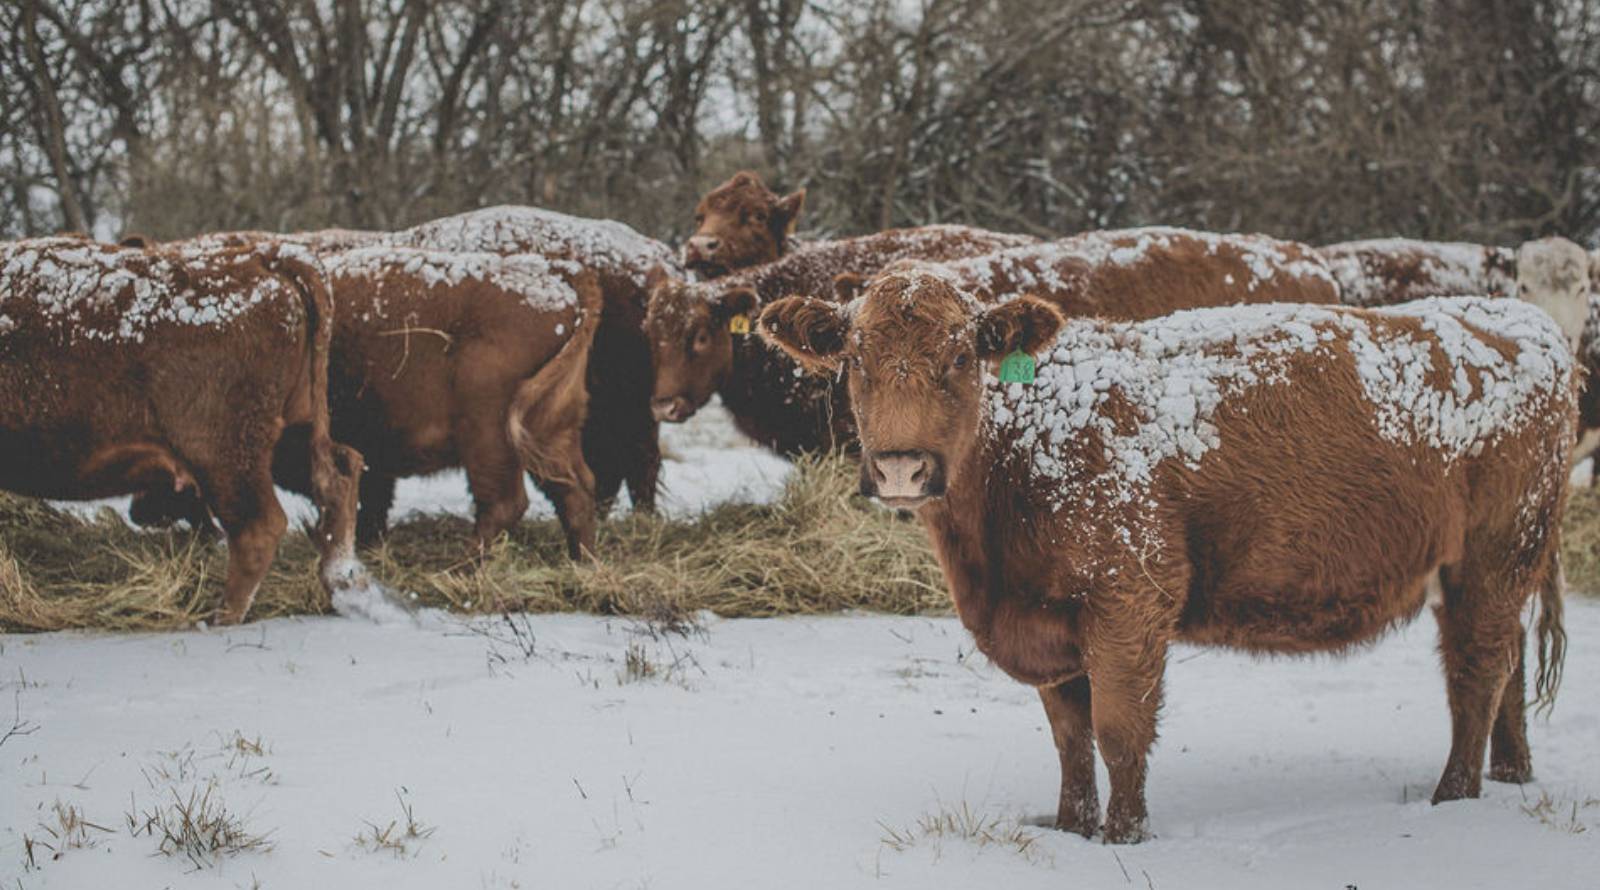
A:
[
  {"left": 998, "top": 350, "right": 1035, "bottom": 384},
  {"left": 729, "top": 314, "right": 751, "bottom": 335}
]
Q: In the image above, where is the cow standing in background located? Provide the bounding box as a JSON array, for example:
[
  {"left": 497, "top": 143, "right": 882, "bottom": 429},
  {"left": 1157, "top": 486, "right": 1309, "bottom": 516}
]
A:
[
  {"left": 646, "top": 225, "right": 1039, "bottom": 453},
  {"left": 683, "top": 171, "right": 807, "bottom": 278},
  {"left": 760, "top": 270, "right": 1573, "bottom": 843},
  {"left": 0, "top": 237, "right": 368, "bottom": 624},
  {"left": 866, "top": 227, "right": 1341, "bottom": 314},
  {"left": 386, "top": 207, "right": 677, "bottom": 515}
]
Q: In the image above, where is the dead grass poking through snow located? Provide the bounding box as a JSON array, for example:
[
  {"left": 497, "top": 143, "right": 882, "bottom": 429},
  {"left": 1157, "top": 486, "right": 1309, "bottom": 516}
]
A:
[
  {"left": 878, "top": 800, "right": 1050, "bottom": 867},
  {"left": 0, "top": 454, "right": 948, "bottom": 632},
  {"left": 126, "top": 783, "right": 274, "bottom": 868},
  {"left": 22, "top": 800, "right": 114, "bottom": 870},
  {"left": 354, "top": 789, "right": 435, "bottom": 858}
]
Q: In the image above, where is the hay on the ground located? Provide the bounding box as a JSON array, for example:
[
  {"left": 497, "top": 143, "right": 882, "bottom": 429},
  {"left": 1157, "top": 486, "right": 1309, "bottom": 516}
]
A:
[
  {"left": 0, "top": 455, "right": 948, "bottom": 633},
  {"left": 1561, "top": 483, "right": 1600, "bottom": 597}
]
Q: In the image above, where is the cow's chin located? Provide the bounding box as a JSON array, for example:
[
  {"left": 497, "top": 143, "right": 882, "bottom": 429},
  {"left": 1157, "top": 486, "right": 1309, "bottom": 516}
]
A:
[
  {"left": 876, "top": 494, "right": 936, "bottom": 511},
  {"left": 686, "top": 259, "right": 728, "bottom": 279}
]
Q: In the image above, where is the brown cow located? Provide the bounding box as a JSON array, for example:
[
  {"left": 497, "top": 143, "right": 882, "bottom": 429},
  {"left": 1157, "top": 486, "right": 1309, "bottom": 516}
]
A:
[
  {"left": 313, "top": 246, "right": 602, "bottom": 554},
  {"left": 387, "top": 207, "right": 678, "bottom": 514},
  {"left": 645, "top": 225, "right": 1038, "bottom": 453},
  {"left": 760, "top": 270, "right": 1573, "bottom": 843},
  {"left": 683, "top": 171, "right": 806, "bottom": 277},
  {"left": 0, "top": 237, "right": 367, "bottom": 624},
  {"left": 882, "top": 227, "right": 1341, "bottom": 315},
  {"left": 1319, "top": 238, "right": 1518, "bottom": 306}
]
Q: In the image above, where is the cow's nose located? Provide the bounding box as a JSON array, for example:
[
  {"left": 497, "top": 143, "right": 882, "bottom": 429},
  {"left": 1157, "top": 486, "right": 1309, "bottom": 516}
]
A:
[
  {"left": 687, "top": 235, "right": 721, "bottom": 257},
  {"left": 652, "top": 397, "right": 692, "bottom": 423},
  {"left": 868, "top": 451, "right": 936, "bottom": 504}
]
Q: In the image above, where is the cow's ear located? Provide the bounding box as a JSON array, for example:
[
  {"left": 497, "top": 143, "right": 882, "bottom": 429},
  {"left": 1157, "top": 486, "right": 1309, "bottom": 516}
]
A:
[
  {"left": 758, "top": 296, "right": 848, "bottom": 373},
  {"left": 774, "top": 189, "right": 806, "bottom": 238},
  {"left": 832, "top": 272, "right": 868, "bottom": 302},
  {"left": 645, "top": 264, "right": 673, "bottom": 293},
  {"left": 713, "top": 286, "right": 758, "bottom": 320},
  {"left": 975, "top": 296, "right": 1062, "bottom": 359}
]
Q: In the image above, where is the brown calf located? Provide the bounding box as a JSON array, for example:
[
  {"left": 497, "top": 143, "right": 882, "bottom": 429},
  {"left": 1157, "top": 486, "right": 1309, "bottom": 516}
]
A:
[
  {"left": 645, "top": 225, "right": 1038, "bottom": 454},
  {"left": 0, "top": 237, "right": 367, "bottom": 624},
  {"left": 760, "top": 270, "right": 1573, "bottom": 843},
  {"left": 683, "top": 171, "right": 806, "bottom": 277},
  {"left": 388, "top": 207, "right": 678, "bottom": 514}
]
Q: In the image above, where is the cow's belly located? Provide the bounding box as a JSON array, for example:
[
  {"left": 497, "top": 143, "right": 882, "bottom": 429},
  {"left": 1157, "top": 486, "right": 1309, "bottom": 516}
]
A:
[{"left": 1177, "top": 568, "right": 1435, "bottom": 654}]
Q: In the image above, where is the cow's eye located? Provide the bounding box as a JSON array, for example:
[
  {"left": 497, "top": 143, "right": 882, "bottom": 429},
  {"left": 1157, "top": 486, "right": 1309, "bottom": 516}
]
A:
[
  {"left": 692, "top": 328, "right": 712, "bottom": 353},
  {"left": 694, "top": 213, "right": 705, "bottom": 225},
  {"left": 952, "top": 352, "right": 969, "bottom": 371},
  {"left": 753, "top": 210, "right": 767, "bottom": 223}
]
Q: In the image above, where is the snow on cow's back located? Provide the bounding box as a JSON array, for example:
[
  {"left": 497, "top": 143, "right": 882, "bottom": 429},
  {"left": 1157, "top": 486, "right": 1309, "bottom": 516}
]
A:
[
  {"left": 987, "top": 297, "right": 1572, "bottom": 527},
  {"left": 390, "top": 206, "right": 679, "bottom": 285},
  {"left": 0, "top": 236, "right": 295, "bottom": 344},
  {"left": 320, "top": 245, "right": 584, "bottom": 313},
  {"left": 1319, "top": 238, "right": 1517, "bottom": 306},
  {"left": 924, "top": 227, "right": 1335, "bottom": 300}
]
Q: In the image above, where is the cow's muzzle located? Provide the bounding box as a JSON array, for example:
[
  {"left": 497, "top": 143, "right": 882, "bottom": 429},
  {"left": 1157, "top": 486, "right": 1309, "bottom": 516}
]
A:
[
  {"left": 861, "top": 450, "right": 945, "bottom": 508},
  {"left": 652, "top": 396, "right": 695, "bottom": 423}
]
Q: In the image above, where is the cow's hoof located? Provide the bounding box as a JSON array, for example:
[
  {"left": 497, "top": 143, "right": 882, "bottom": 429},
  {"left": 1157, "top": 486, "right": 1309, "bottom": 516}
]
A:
[
  {"left": 1054, "top": 813, "right": 1099, "bottom": 839},
  {"left": 1488, "top": 761, "right": 1534, "bottom": 785},
  {"left": 208, "top": 608, "right": 246, "bottom": 627},
  {"left": 1100, "top": 818, "right": 1151, "bottom": 845}
]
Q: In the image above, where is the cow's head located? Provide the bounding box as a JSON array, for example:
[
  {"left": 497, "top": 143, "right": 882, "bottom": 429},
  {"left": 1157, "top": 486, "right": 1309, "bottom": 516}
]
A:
[
  {"left": 1517, "top": 236, "right": 1592, "bottom": 349},
  {"left": 759, "top": 271, "right": 1061, "bottom": 508},
  {"left": 684, "top": 171, "right": 805, "bottom": 277},
  {"left": 644, "top": 270, "right": 759, "bottom": 423}
]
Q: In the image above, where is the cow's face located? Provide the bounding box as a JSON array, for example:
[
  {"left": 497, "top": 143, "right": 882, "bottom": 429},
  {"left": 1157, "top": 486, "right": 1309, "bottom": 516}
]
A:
[
  {"left": 645, "top": 276, "right": 758, "bottom": 423},
  {"left": 684, "top": 171, "right": 805, "bottom": 277},
  {"left": 759, "top": 272, "right": 1061, "bottom": 508},
  {"left": 1517, "top": 236, "right": 1592, "bottom": 348}
]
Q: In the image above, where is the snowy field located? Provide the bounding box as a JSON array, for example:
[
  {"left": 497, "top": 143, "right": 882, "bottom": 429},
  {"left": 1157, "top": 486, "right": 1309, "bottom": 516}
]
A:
[{"left": 4, "top": 402, "right": 1599, "bottom": 888}]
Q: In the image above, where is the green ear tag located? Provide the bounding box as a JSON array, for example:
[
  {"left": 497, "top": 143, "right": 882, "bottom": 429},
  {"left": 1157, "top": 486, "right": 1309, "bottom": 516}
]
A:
[
  {"left": 729, "top": 314, "right": 751, "bottom": 335},
  {"left": 997, "top": 350, "right": 1035, "bottom": 384}
]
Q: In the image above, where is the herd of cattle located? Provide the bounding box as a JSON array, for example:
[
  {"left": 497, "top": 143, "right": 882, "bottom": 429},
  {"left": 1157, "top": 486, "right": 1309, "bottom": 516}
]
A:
[{"left": 2, "top": 170, "right": 1598, "bottom": 842}]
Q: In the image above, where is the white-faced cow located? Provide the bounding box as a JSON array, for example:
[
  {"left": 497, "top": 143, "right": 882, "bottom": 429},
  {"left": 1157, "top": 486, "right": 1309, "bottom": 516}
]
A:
[{"left": 760, "top": 269, "right": 1573, "bottom": 843}]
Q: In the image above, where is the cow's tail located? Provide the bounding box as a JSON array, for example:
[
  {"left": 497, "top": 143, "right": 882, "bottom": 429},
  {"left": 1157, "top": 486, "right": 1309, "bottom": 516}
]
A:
[
  {"left": 262, "top": 245, "right": 337, "bottom": 464},
  {"left": 1533, "top": 548, "right": 1567, "bottom": 715},
  {"left": 507, "top": 270, "right": 603, "bottom": 487}
]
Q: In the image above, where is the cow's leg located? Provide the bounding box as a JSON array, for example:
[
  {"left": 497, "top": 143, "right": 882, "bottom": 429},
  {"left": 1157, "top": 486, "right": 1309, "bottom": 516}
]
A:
[
  {"left": 355, "top": 471, "right": 397, "bottom": 547},
  {"left": 1431, "top": 564, "right": 1522, "bottom": 803},
  {"left": 530, "top": 424, "right": 598, "bottom": 559},
  {"left": 205, "top": 464, "right": 288, "bottom": 626},
  {"left": 623, "top": 425, "right": 661, "bottom": 515},
  {"left": 1084, "top": 635, "right": 1166, "bottom": 844},
  {"left": 1487, "top": 621, "right": 1533, "bottom": 784},
  {"left": 455, "top": 406, "right": 530, "bottom": 550},
  {"left": 1040, "top": 677, "right": 1098, "bottom": 837}
]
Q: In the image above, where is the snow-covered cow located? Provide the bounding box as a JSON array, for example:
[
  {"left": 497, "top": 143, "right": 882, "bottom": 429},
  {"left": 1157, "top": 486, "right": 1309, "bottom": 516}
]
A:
[
  {"left": 868, "top": 227, "right": 1341, "bottom": 315},
  {"left": 682, "top": 171, "right": 807, "bottom": 278},
  {"left": 0, "top": 237, "right": 368, "bottom": 624},
  {"left": 1319, "top": 236, "right": 1590, "bottom": 346},
  {"left": 645, "top": 225, "right": 1039, "bottom": 453},
  {"left": 387, "top": 207, "right": 678, "bottom": 515},
  {"left": 759, "top": 269, "right": 1574, "bottom": 843}
]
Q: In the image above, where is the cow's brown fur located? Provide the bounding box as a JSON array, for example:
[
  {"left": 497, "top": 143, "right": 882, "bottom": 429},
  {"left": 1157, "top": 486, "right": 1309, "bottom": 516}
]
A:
[
  {"left": 0, "top": 237, "right": 366, "bottom": 624},
  {"left": 761, "top": 271, "right": 1574, "bottom": 843},
  {"left": 645, "top": 225, "right": 1039, "bottom": 453},
  {"left": 1318, "top": 238, "right": 1518, "bottom": 306},
  {"left": 387, "top": 207, "right": 678, "bottom": 514},
  {"left": 886, "top": 228, "right": 1341, "bottom": 316},
  {"left": 683, "top": 171, "right": 806, "bottom": 277}
]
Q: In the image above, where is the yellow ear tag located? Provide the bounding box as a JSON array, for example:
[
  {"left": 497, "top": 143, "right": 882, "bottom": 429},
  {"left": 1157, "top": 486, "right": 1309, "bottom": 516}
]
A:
[{"left": 729, "top": 314, "right": 751, "bottom": 335}]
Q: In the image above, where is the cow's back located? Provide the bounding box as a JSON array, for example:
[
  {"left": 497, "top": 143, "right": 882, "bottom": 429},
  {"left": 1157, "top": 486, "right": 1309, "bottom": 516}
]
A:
[{"left": 1318, "top": 238, "right": 1516, "bottom": 306}]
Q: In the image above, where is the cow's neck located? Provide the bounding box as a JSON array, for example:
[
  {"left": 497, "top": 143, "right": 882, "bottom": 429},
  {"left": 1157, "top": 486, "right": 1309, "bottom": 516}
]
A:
[{"left": 917, "top": 423, "right": 1086, "bottom": 687}]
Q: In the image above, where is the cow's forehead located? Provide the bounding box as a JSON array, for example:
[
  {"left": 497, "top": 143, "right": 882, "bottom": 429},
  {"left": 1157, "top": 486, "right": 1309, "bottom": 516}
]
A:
[
  {"left": 702, "top": 178, "right": 774, "bottom": 213},
  {"left": 856, "top": 272, "right": 974, "bottom": 330}
]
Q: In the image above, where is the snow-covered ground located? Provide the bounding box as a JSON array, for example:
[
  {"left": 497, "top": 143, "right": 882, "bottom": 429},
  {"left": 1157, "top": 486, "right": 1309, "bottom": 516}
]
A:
[
  {"left": 3, "top": 605, "right": 1598, "bottom": 889},
  {"left": 7, "top": 400, "right": 1600, "bottom": 888}
]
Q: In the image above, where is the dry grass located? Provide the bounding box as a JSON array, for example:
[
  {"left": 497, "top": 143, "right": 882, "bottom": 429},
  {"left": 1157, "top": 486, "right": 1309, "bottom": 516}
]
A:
[
  {"left": 0, "top": 454, "right": 948, "bottom": 632},
  {"left": 877, "top": 800, "right": 1050, "bottom": 866},
  {"left": 126, "top": 782, "right": 275, "bottom": 868},
  {"left": 354, "top": 789, "right": 435, "bottom": 858},
  {"left": 8, "top": 455, "right": 1597, "bottom": 634},
  {"left": 1561, "top": 483, "right": 1600, "bottom": 597}
]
